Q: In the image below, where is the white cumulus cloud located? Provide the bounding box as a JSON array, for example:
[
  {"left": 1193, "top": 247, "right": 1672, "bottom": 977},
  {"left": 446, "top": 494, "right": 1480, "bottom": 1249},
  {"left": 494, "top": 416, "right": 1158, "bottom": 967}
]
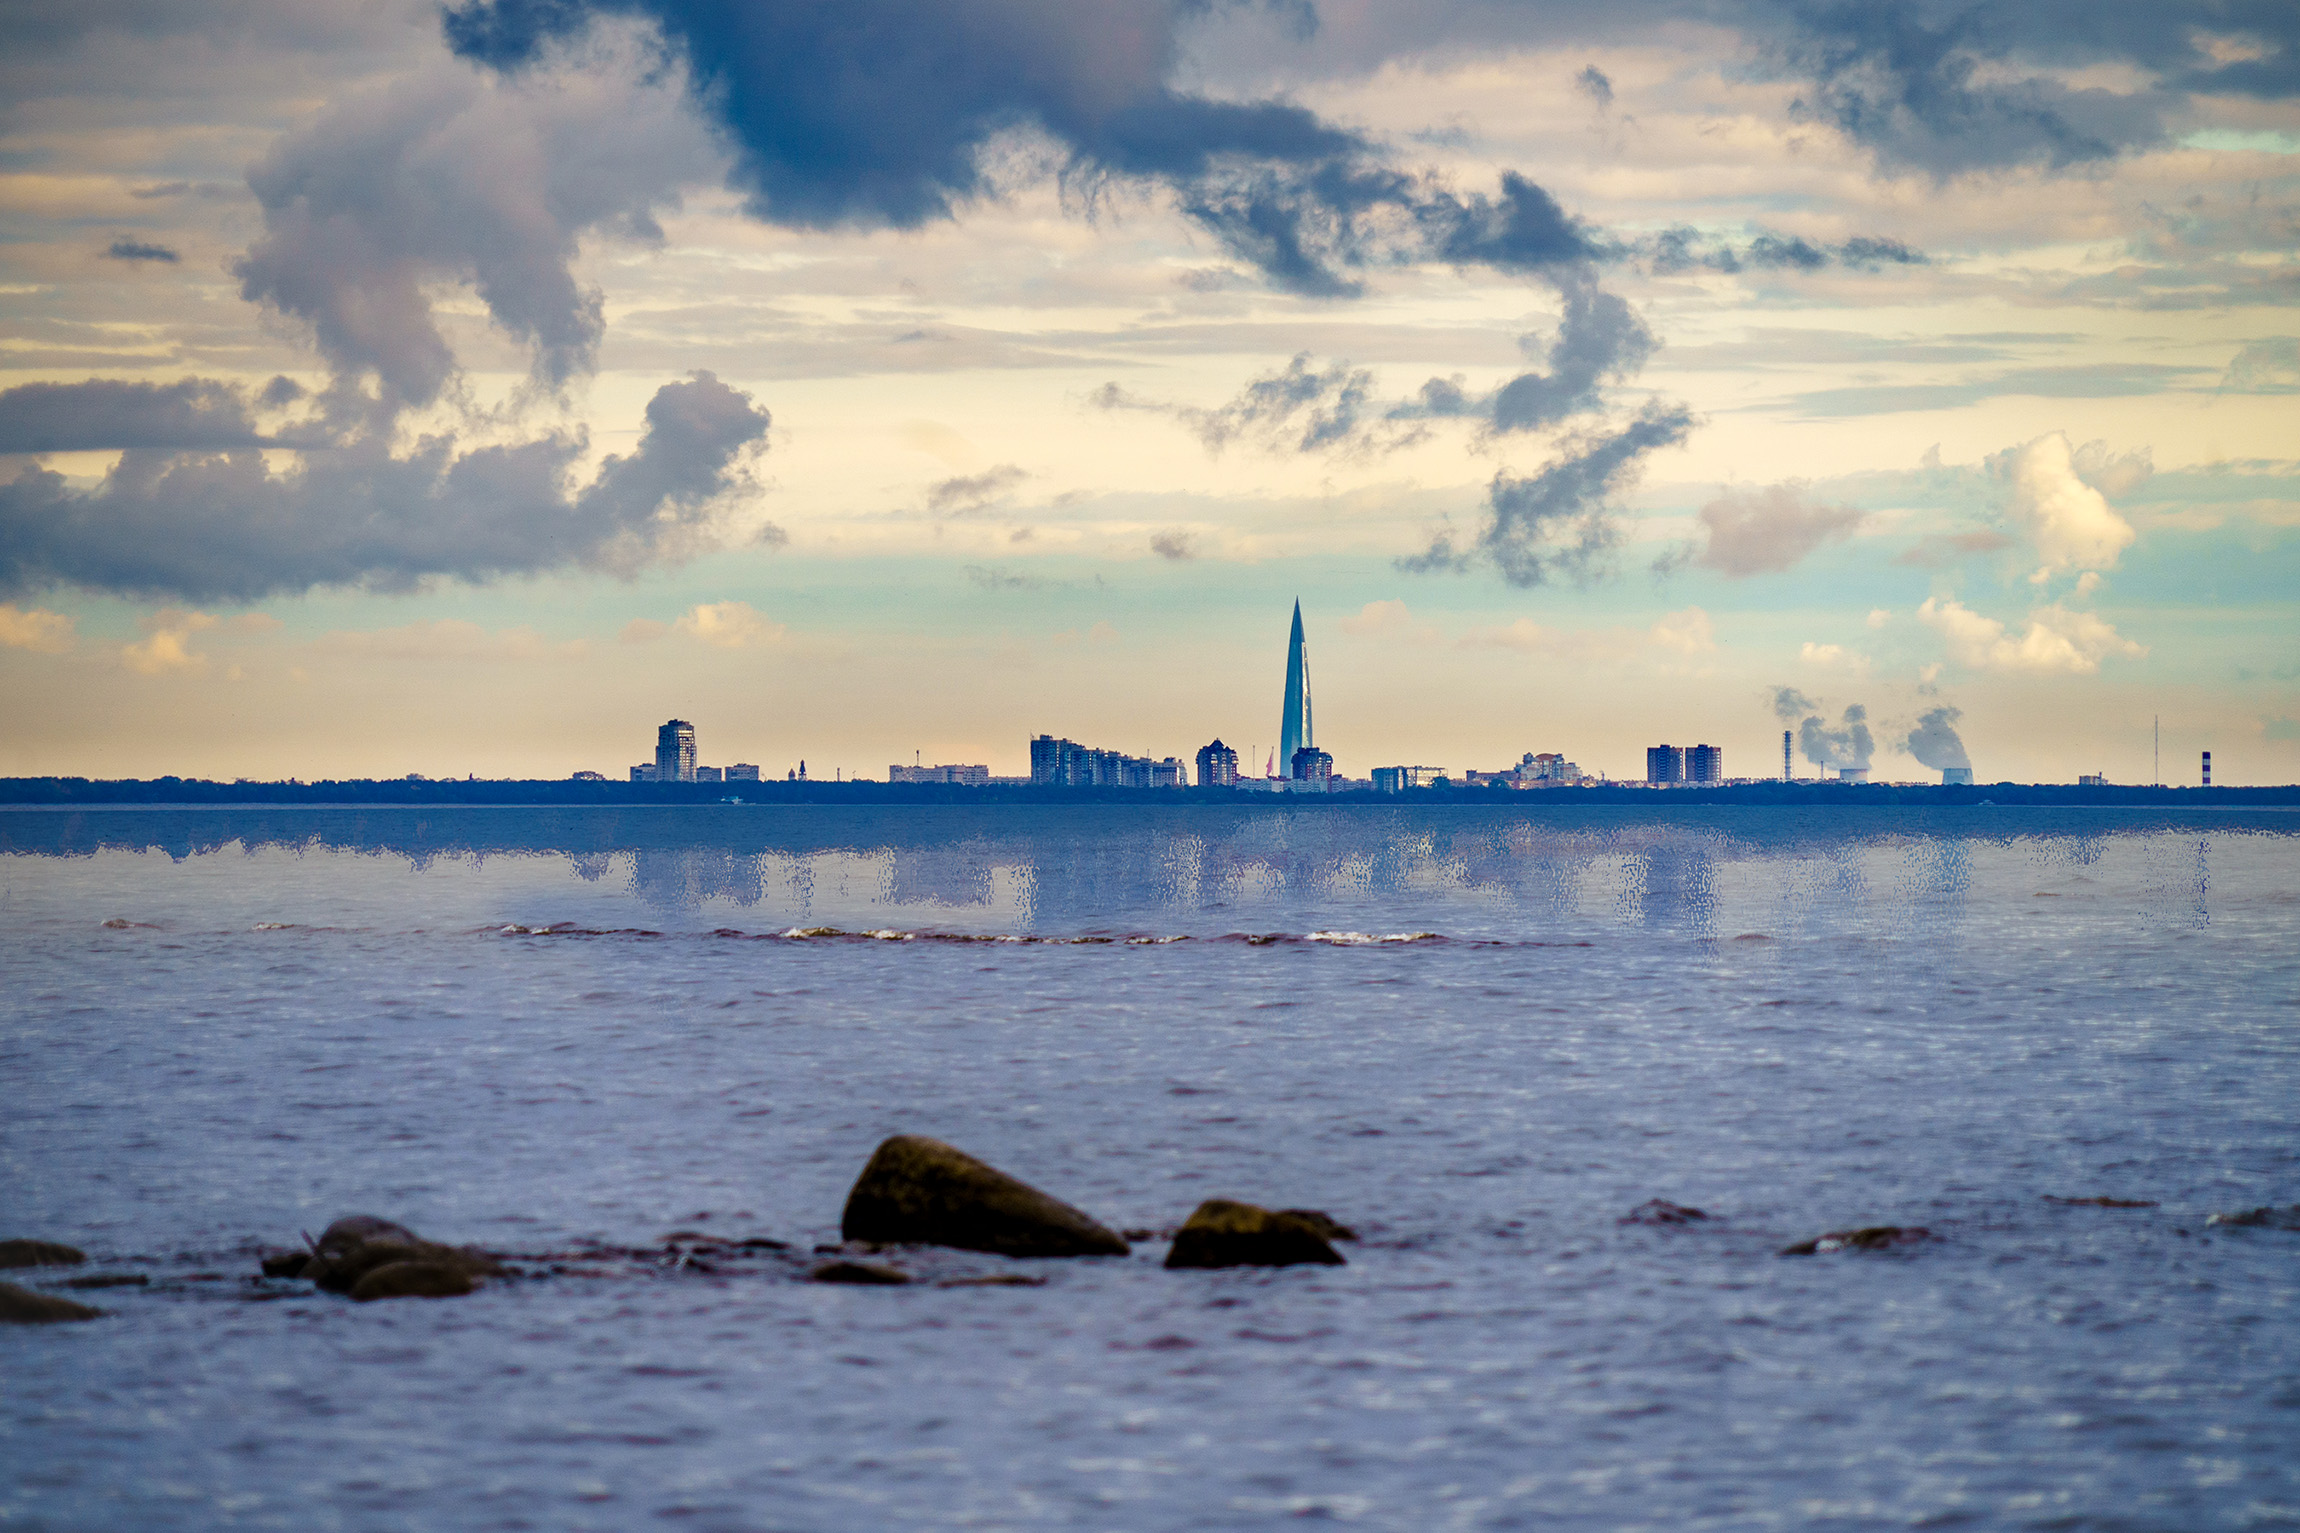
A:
[
  {"left": 1918, "top": 596, "right": 2144, "bottom": 674},
  {"left": 676, "top": 600, "right": 784, "bottom": 649},
  {"left": 0, "top": 603, "right": 75, "bottom": 654},
  {"left": 2004, "top": 432, "right": 2137, "bottom": 583}
]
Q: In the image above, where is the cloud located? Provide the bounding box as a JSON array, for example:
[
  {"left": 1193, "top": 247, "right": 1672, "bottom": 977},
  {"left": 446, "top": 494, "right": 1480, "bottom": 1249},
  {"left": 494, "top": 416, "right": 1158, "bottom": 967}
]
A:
[
  {"left": 1893, "top": 529, "right": 2013, "bottom": 568},
  {"left": 1800, "top": 641, "right": 1848, "bottom": 664},
  {"left": 1339, "top": 598, "right": 1437, "bottom": 641},
  {"left": 927, "top": 464, "right": 1028, "bottom": 515},
  {"left": 1098, "top": 356, "right": 1412, "bottom": 457},
  {"left": 0, "top": 379, "right": 268, "bottom": 454},
  {"left": 675, "top": 599, "right": 782, "bottom": 647},
  {"left": 235, "top": 45, "right": 717, "bottom": 404},
  {"left": 1918, "top": 596, "right": 2145, "bottom": 674},
  {"left": 2223, "top": 338, "right": 2300, "bottom": 394},
  {"left": 1148, "top": 530, "right": 1196, "bottom": 561},
  {"left": 1488, "top": 267, "right": 1653, "bottom": 434},
  {"left": 1903, "top": 704, "right": 1972, "bottom": 770},
  {"left": 1648, "top": 227, "right": 1927, "bottom": 276},
  {"left": 1576, "top": 65, "right": 1614, "bottom": 110},
  {"left": 0, "top": 371, "right": 769, "bottom": 601},
  {"left": 1402, "top": 401, "right": 1696, "bottom": 587},
  {"left": 120, "top": 609, "right": 217, "bottom": 675},
  {"left": 964, "top": 564, "right": 1047, "bottom": 591},
  {"left": 105, "top": 239, "right": 180, "bottom": 263},
  {"left": 1650, "top": 606, "right": 1716, "bottom": 655},
  {"left": 0, "top": 603, "right": 75, "bottom": 653},
  {"left": 1691, "top": 483, "right": 1863, "bottom": 577},
  {"left": 1999, "top": 432, "right": 2138, "bottom": 582},
  {"left": 317, "top": 618, "right": 588, "bottom": 662}
]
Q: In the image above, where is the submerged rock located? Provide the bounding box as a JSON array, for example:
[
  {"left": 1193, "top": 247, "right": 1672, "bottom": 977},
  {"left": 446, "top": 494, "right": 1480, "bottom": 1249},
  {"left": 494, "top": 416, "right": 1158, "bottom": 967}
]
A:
[
  {"left": 811, "top": 1259, "right": 911, "bottom": 1285},
  {"left": 0, "top": 1279, "right": 102, "bottom": 1323},
  {"left": 1164, "top": 1200, "right": 1347, "bottom": 1270},
  {"left": 2205, "top": 1205, "right": 2300, "bottom": 1230},
  {"left": 839, "top": 1135, "right": 1129, "bottom": 1258},
  {"left": 350, "top": 1261, "right": 477, "bottom": 1302},
  {"left": 2045, "top": 1196, "right": 2158, "bottom": 1208},
  {"left": 297, "top": 1215, "right": 503, "bottom": 1295},
  {"left": 1781, "top": 1226, "right": 1931, "bottom": 1256},
  {"left": 60, "top": 1273, "right": 147, "bottom": 1289},
  {"left": 0, "top": 1240, "right": 87, "bottom": 1270},
  {"left": 259, "top": 1250, "right": 310, "bottom": 1279},
  {"left": 1622, "top": 1199, "right": 1711, "bottom": 1226}
]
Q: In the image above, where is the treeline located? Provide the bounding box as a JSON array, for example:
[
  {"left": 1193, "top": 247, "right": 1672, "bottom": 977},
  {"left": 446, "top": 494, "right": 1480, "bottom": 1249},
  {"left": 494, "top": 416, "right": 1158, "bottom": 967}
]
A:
[{"left": 1, "top": 777, "right": 2293, "bottom": 807}]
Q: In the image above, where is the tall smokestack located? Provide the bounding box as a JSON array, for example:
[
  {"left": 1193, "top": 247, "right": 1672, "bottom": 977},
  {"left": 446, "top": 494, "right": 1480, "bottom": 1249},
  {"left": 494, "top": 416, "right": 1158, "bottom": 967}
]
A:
[
  {"left": 2202, "top": 750, "right": 2211, "bottom": 787},
  {"left": 1782, "top": 730, "right": 1792, "bottom": 782}
]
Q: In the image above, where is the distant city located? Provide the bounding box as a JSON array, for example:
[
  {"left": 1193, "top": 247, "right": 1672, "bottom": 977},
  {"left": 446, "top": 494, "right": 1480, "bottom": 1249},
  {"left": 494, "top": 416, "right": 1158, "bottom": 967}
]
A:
[{"left": 580, "top": 600, "right": 2206, "bottom": 792}]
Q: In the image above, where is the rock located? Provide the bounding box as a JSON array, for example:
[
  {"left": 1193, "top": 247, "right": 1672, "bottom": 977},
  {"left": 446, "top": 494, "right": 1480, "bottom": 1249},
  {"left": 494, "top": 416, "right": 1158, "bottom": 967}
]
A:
[
  {"left": 2045, "top": 1196, "right": 2158, "bottom": 1208},
  {"left": 937, "top": 1273, "right": 1046, "bottom": 1288},
  {"left": 1622, "top": 1199, "right": 1710, "bottom": 1226},
  {"left": 299, "top": 1214, "right": 503, "bottom": 1295},
  {"left": 810, "top": 1260, "right": 911, "bottom": 1285},
  {"left": 60, "top": 1273, "right": 147, "bottom": 1289},
  {"left": 0, "top": 1279, "right": 102, "bottom": 1323},
  {"left": 0, "top": 1239, "right": 87, "bottom": 1269},
  {"left": 2205, "top": 1205, "right": 2300, "bottom": 1230},
  {"left": 1276, "top": 1209, "right": 1358, "bottom": 1241},
  {"left": 349, "top": 1261, "right": 477, "bottom": 1302},
  {"left": 1164, "top": 1200, "right": 1347, "bottom": 1270},
  {"left": 839, "top": 1135, "right": 1129, "bottom": 1258},
  {"left": 1780, "top": 1225, "right": 1931, "bottom": 1256},
  {"left": 260, "top": 1250, "right": 310, "bottom": 1279}
]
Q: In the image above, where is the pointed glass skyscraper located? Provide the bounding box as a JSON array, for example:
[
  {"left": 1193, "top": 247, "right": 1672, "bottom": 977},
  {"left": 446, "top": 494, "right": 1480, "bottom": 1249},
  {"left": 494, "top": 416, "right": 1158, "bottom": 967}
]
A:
[{"left": 1278, "top": 599, "right": 1312, "bottom": 773}]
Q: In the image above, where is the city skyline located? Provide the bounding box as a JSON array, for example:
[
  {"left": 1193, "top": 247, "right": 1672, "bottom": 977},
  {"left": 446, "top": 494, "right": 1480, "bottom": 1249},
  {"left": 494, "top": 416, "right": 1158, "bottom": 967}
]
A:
[{"left": 0, "top": 4, "right": 2293, "bottom": 785}]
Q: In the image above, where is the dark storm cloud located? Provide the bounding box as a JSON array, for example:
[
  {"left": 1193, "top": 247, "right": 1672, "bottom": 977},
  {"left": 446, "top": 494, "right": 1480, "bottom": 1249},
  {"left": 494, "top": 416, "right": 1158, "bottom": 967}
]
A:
[
  {"left": 0, "top": 378, "right": 264, "bottom": 454},
  {"left": 105, "top": 238, "right": 180, "bottom": 263},
  {"left": 1401, "top": 401, "right": 1696, "bottom": 587},
  {"left": 0, "top": 371, "right": 767, "bottom": 602},
  {"left": 1489, "top": 266, "right": 1652, "bottom": 433}
]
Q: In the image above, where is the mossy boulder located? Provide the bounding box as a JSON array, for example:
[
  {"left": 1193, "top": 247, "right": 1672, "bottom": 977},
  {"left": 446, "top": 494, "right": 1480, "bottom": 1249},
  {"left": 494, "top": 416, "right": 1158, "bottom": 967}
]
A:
[
  {"left": 349, "top": 1261, "right": 478, "bottom": 1302},
  {"left": 0, "top": 1279, "right": 102, "bottom": 1323},
  {"left": 0, "top": 1240, "right": 87, "bottom": 1270},
  {"left": 839, "top": 1135, "right": 1129, "bottom": 1258},
  {"left": 1164, "top": 1200, "right": 1346, "bottom": 1270},
  {"left": 299, "top": 1215, "right": 503, "bottom": 1295}
]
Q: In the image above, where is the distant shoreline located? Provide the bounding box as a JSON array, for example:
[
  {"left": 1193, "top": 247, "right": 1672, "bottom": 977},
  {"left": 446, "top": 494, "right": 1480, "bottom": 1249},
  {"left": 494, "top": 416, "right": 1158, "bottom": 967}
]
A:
[{"left": 3, "top": 777, "right": 2294, "bottom": 808}]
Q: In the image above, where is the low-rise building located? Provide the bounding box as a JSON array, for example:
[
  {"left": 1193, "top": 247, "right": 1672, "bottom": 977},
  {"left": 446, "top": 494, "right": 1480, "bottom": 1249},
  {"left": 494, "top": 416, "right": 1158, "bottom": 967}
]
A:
[{"left": 726, "top": 764, "right": 761, "bottom": 782}]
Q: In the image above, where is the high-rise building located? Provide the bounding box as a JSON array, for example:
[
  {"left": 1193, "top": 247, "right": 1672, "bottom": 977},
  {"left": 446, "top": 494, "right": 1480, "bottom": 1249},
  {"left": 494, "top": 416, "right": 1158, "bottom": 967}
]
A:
[
  {"left": 1030, "top": 734, "right": 1170, "bottom": 786},
  {"left": 1278, "top": 600, "right": 1312, "bottom": 772},
  {"left": 656, "top": 720, "right": 696, "bottom": 783},
  {"left": 1290, "top": 745, "right": 1333, "bottom": 785},
  {"left": 1196, "top": 739, "right": 1239, "bottom": 787},
  {"left": 694, "top": 766, "right": 722, "bottom": 783},
  {"left": 1687, "top": 744, "right": 1723, "bottom": 783},
  {"left": 1646, "top": 745, "right": 1685, "bottom": 784}
]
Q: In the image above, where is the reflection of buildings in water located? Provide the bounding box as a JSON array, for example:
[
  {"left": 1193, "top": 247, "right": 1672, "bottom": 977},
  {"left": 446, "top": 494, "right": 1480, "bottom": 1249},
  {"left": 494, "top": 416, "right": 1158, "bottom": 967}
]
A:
[
  {"left": 568, "top": 852, "right": 616, "bottom": 884},
  {"left": 631, "top": 847, "right": 764, "bottom": 912},
  {"left": 884, "top": 845, "right": 997, "bottom": 910},
  {"left": 1630, "top": 838, "right": 1720, "bottom": 939},
  {"left": 1897, "top": 836, "right": 1972, "bottom": 936}
]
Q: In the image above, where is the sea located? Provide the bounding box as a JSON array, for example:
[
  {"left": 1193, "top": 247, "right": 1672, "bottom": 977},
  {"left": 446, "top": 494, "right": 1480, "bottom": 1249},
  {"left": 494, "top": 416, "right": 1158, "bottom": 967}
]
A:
[{"left": 2, "top": 802, "right": 2296, "bottom": 1532}]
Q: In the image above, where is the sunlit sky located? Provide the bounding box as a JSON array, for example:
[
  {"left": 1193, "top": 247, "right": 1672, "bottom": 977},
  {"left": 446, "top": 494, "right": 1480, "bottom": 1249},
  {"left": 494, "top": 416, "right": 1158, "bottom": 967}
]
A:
[{"left": 2, "top": 1, "right": 2295, "bottom": 784}]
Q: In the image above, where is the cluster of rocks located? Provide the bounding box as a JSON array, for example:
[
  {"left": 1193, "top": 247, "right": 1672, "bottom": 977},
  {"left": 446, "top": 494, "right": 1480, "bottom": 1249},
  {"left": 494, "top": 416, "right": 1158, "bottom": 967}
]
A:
[{"left": 12, "top": 1151, "right": 2289, "bottom": 1318}]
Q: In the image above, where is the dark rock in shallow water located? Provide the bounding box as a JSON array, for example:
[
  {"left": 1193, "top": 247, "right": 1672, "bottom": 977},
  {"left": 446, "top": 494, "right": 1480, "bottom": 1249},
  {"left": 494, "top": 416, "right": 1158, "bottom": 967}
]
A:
[
  {"left": 1275, "top": 1209, "right": 1357, "bottom": 1241},
  {"left": 260, "top": 1250, "right": 310, "bottom": 1279},
  {"left": 1781, "top": 1225, "right": 1931, "bottom": 1256},
  {"left": 298, "top": 1215, "right": 503, "bottom": 1295},
  {"left": 811, "top": 1260, "right": 911, "bottom": 1285},
  {"left": 1622, "top": 1199, "right": 1710, "bottom": 1226},
  {"left": 0, "top": 1240, "right": 87, "bottom": 1269},
  {"left": 2205, "top": 1205, "right": 2300, "bottom": 1230},
  {"left": 839, "top": 1135, "right": 1129, "bottom": 1258},
  {"left": 2045, "top": 1196, "right": 2158, "bottom": 1208},
  {"left": 1164, "top": 1201, "right": 1347, "bottom": 1270},
  {"left": 60, "top": 1273, "right": 147, "bottom": 1289},
  {"left": 350, "top": 1260, "right": 477, "bottom": 1302},
  {"left": 0, "top": 1280, "right": 102, "bottom": 1323}
]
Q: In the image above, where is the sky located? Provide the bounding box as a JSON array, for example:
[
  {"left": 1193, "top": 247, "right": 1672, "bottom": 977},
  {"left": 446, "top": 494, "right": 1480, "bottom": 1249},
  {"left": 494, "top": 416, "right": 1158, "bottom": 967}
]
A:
[{"left": 1, "top": 0, "right": 2295, "bottom": 785}]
